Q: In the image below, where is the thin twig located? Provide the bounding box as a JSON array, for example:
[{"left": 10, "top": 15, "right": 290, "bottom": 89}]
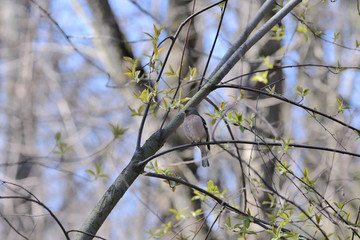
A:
[
  {"left": 143, "top": 171, "right": 313, "bottom": 240},
  {"left": 28, "top": 0, "right": 110, "bottom": 78},
  {"left": 214, "top": 84, "right": 360, "bottom": 133},
  {"left": 0, "top": 195, "right": 70, "bottom": 240},
  {"left": 198, "top": 1, "right": 228, "bottom": 89},
  {"left": 137, "top": 139, "right": 360, "bottom": 167}
]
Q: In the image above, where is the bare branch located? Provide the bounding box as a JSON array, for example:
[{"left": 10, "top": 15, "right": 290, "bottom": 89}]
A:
[{"left": 75, "top": 1, "right": 303, "bottom": 239}]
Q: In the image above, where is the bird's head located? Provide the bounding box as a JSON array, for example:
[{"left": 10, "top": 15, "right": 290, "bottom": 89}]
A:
[{"left": 184, "top": 107, "right": 199, "bottom": 116}]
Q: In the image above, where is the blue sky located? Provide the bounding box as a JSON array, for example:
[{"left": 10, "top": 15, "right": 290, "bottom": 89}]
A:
[{"left": 12, "top": 0, "right": 360, "bottom": 238}]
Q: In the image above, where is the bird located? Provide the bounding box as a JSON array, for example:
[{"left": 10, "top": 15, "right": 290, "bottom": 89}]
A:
[{"left": 183, "top": 107, "right": 211, "bottom": 167}]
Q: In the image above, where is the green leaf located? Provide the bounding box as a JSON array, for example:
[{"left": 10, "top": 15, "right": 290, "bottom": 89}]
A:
[
  {"left": 189, "top": 67, "right": 197, "bottom": 80},
  {"left": 270, "top": 24, "right": 285, "bottom": 40},
  {"left": 315, "top": 214, "right": 322, "bottom": 224},
  {"left": 86, "top": 169, "right": 95, "bottom": 176},
  {"left": 217, "top": 1, "right": 225, "bottom": 8},
  {"left": 332, "top": 96, "right": 351, "bottom": 114},
  {"left": 333, "top": 31, "right": 341, "bottom": 42},
  {"left": 353, "top": 130, "right": 360, "bottom": 142},
  {"left": 279, "top": 137, "right": 294, "bottom": 154},
  {"left": 315, "top": 30, "right": 325, "bottom": 36},
  {"left": 53, "top": 137, "right": 73, "bottom": 155},
  {"left": 295, "top": 85, "right": 310, "bottom": 97},
  {"left": 335, "top": 202, "right": 344, "bottom": 209},
  {"left": 86, "top": 162, "right": 109, "bottom": 180},
  {"left": 303, "top": 88, "right": 310, "bottom": 96},
  {"left": 162, "top": 98, "right": 168, "bottom": 109},
  {"left": 276, "top": 161, "right": 293, "bottom": 176},
  {"left": 297, "top": 23, "right": 309, "bottom": 41},
  {"left": 263, "top": 193, "right": 276, "bottom": 208},
  {"left": 153, "top": 25, "right": 164, "bottom": 39},
  {"left": 346, "top": 212, "right": 351, "bottom": 222},
  {"left": 123, "top": 57, "right": 141, "bottom": 82},
  {"left": 266, "top": 85, "right": 277, "bottom": 95},
  {"left": 308, "top": 107, "right": 318, "bottom": 119},
  {"left": 109, "top": 123, "right": 128, "bottom": 139},
  {"left": 261, "top": 56, "right": 273, "bottom": 68},
  {"left": 142, "top": 53, "right": 153, "bottom": 59},
  {"left": 164, "top": 64, "right": 177, "bottom": 77},
  {"left": 55, "top": 132, "right": 61, "bottom": 141},
  {"left": 144, "top": 32, "right": 155, "bottom": 40},
  {"left": 251, "top": 71, "right": 268, "bottom": 84},
  {"left": 296, "top": 85, "right": 303, "bottom": 93},
  {"left": 129, "top": 105, "right": 145, "bottom": 116}
]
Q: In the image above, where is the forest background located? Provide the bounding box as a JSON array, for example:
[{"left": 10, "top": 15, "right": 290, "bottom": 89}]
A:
[{"left": 1, "top": 0, "right": 360, "bottom": 239}]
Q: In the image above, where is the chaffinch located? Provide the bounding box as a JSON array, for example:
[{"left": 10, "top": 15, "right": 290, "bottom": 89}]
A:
[{"left": 183, "top": 108, "right": 210, "bottom": 167}]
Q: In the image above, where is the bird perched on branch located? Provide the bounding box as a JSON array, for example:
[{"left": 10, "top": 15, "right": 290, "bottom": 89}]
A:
[{"left": 183, "top": 108, "right": 210, "bottom": 167}]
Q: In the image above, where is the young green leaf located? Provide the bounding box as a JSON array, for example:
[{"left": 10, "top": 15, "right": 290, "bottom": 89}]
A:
[{"left": 109, "top": 123, "right": 128, "bottom": 139}]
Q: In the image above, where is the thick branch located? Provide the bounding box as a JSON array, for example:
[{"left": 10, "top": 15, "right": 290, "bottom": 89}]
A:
[
  {"left": 211, "top": 0, "right": 276, "bottom": 75},
  {"left": 75, "top": 1, "right": 302, "bottom": 239}
]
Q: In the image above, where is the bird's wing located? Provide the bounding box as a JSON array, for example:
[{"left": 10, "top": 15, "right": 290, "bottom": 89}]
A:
[{"left": 200, "top": 115, "right": 210, "bottom": 150}]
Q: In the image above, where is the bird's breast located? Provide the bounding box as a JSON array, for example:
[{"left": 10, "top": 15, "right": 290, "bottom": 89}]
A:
[{"left": 183, "top": 115, "right": 207, "bottom": 142}]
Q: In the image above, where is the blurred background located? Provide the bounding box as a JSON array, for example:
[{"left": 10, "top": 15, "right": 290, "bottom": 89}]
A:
[{"left": 1, "top": 0, "right": 360, "bottom": 239}]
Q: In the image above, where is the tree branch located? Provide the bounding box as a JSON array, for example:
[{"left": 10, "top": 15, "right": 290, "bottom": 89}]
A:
[
  {"left": 216, "top": 84, "right": 360, "bottom": 133},
  {"left": 75, "top": 1, "right": 302, "bottom": 239},
  {"left": 143, "top": 171, "right": 313, "bottom": 240}
]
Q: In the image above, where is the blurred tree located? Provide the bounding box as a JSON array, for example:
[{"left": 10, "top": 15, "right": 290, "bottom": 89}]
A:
[{"left": 1, "top": 1, "right": 360, "bottom": 240}]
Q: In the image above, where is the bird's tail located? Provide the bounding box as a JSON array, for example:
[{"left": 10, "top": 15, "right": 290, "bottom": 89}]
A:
[{"left": 200, "top": 148, "right": 210, "bottom": 167}]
